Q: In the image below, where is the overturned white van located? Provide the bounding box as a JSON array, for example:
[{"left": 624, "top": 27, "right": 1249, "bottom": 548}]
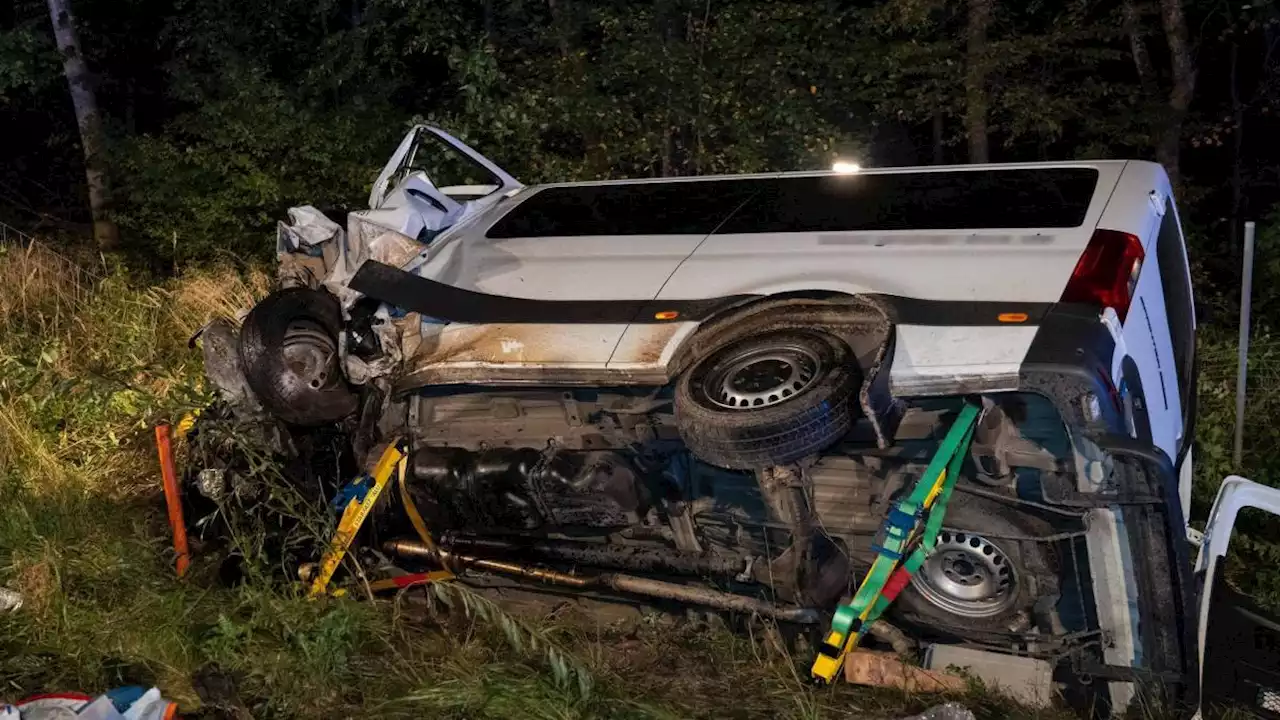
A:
[{"left": 190, "top": 125, "right": 1232, "bottom": 718}]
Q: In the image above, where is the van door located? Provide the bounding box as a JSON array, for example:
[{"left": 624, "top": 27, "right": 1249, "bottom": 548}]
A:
[
  {"left": 1114, "top": 187, "right": 1188, "bottom": 505},
  {"left": 1153, "top": 196, "right": 1198, "bottom": 519},
  {"left": 369, "top": 125, "right": 521, "bottom": 209},
  {"left": 358, "top": 125, "right": 523, "bottom": 243},
  {"left": 1196, "top": 476, "right": 1280, "bottom": 718}
]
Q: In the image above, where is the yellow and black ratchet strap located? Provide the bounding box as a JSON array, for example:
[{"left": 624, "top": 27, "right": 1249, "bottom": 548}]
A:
[
  {"left": 308, "top": 440, "right": 406, "bottom": 597},
  {"left": 396, "top": 450, "right": 454, "bottom": 581}
]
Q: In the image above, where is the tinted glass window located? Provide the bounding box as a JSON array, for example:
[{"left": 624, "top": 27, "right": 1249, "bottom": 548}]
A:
[
  {"left": 486, "top": 180, "right": 760, "bottom": 238},
  {"left": 485, "top": 168, "right": 1098, "bottom": 238},
  {"left": 716, "top": 169, "right": 1099, "bottom": 233},
  {"left": 1155, "top": 198, "right": 1194, "bottom": 401}
]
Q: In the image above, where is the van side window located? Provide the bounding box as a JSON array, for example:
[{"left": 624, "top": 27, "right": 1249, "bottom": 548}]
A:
[{"left": 1155, "top": 198, "right": 1194, "bottom": 403}]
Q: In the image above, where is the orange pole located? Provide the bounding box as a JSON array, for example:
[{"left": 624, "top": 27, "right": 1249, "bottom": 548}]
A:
[{"left": 155, "top": 424, "right": 191, "bottom": 577}]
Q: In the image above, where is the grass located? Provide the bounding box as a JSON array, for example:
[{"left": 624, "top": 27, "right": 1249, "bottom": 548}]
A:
[{"left": 0, "top": 240, "right": 1236, "bottom": 719}]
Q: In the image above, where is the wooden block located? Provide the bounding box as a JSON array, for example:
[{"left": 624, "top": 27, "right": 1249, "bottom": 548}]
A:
[{"left": 843, "top": 651, "right": 968, "bottom": 692}]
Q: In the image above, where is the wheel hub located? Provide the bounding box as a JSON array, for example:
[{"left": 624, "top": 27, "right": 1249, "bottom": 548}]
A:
[
  {"left": 703, "top": 344, "right": 820, "bottom": 409},
  {"left": 280, "top": 320, "right": 337, "bottom": 390},
  {"left": 909, "top": 530, "right": 1017, "bottom": 619}
]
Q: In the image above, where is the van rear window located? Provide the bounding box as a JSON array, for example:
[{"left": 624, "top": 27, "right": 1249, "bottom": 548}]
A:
[{"left": 485, "top": 168, "right": 1100, "bottom": 238}]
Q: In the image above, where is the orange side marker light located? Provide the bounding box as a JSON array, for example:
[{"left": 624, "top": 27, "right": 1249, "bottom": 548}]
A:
[
  {"left": 654, "top": 310, "right": 680, "bottom": 320},
  {"left": 155, "top": 424, "right": 191, "bottom": 578},
  {"left": 997, "top": 312, "right": 1029, "bottom": 323}
]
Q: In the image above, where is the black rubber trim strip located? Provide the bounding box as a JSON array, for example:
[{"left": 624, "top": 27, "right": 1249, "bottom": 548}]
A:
[
  {"left": 349, "top": 260, "right": 754, "bottom": 324},
  {"left": 349, "top": 260, "right": 1054, "bottom": 327},
  {"left": 1174, "top": 350, "right": 1198, "bottom": 474},
  {"left": 876, "top": 296, "right": 1052, "bottom": 326}
]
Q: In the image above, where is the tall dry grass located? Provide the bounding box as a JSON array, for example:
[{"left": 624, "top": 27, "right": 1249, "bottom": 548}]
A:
[
  {"left": 0, "top": 242, "right": 93, "bottom": 337},
  {"left": 0, "top": 241, "right": 268, "bottom": 497},
  {"left": 0, "top": 240, "right": 280, "bottom": 705}
]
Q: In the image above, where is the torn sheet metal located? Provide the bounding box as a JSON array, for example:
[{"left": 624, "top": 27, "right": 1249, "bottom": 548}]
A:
[
  {"left": 277, "top": 205, "right": 342, "bottom": 253},
  {"left": 278, "top": 204, "right": 427, "bottom": 309},
  {"left": 277, "top": 205, "right": 342, "bottom": 291},
  {"left": 275, "top": 125, "right": 523, "bottom": 322},
  {"left": 270, "top": 202, "right": 457, "bottom": 390},
  {"left": 341, "top": 304, "right": 406, "bottom": 387}
]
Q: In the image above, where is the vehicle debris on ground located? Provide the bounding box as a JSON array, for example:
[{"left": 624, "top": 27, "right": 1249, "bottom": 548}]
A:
[
  {"left": 2, "top": 687, "right": 178, "bottom": 720},
  {"left": 0, "top": 588, "right": 21, "bottom": 613}
]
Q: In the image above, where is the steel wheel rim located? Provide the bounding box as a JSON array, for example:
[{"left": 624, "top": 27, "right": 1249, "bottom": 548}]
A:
[
  {"left": 909, "top": 530, "right": 1018, "bottom": 619},
  {"left": 281, "top": 320, "right": 337, "bottom": 390},
  {"left": 702, "top": 342, "right": 821, "bottom": 410}
]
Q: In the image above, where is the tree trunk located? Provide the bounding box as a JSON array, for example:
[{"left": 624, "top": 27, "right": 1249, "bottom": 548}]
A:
[
  {"left": 1157, "top": 0, "right": 1196, "bottom": 191},
  {"left": 46, "top": 0, "right": 118, "bottom": 251},
  {"left": 660, "top": 129, "right": 674, "bottom": 177},
  {"left": 546, "top": 0, "right": 571, "bottom": 57},
  {"left": 1230, "top": 40, "right": 1244, "bottom": 260},
  {"left": 965, "top": 0, "right": 993, "bottom": 163},
  {"left": 1121, "top": 0, "right": 1157, "bottom": 100},
  {"left": 932, "top": 111, "right": 944, "bottom": 164}
]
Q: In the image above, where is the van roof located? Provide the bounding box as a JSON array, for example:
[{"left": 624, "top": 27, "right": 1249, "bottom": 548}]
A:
[
  {"left": 530, "top": 159, "right": 1143, "bottom": 189},
  {"left": 485, "top": 162, "right": 1145, "bottom": 241}
]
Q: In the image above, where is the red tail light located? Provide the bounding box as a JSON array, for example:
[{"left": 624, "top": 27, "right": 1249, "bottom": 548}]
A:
[{"left": 1061, "top": 229, "right": 1145, "bottom": 322}]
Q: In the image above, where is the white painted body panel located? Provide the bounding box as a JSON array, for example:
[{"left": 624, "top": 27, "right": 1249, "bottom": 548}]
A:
[
  {"left": 1123, "top": 261, "right": 1180, "bottom": 457},
  {"left": 409, "top": 231, "right": 702, "bottom": 366},
  {"left": 1098, "top": 162, "right": 1189, "bottom": 513},
  {"left": 1194, "top": 476, "right": 1280, "bottom": 706},
  {"left": 1106, "top": 163, "right": 1183, "bottom": 460},
  {"left": 360, "top": 152, "right": 1189, "bottom": 438},
  {"left": 887, "top": 325, "right": 1039, "bottom": 395},
  {"left": 607, "top": 161, "right": 1124, "bottom": 386},
  {"left": 653, "top": 160, "right": 1124, "bottom": 304}
]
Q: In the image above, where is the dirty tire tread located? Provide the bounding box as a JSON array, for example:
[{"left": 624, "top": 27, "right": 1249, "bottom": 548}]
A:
[
  {"left": 239, "top": 288, "right": 359, "bottom": 426},
  {"left": 674, "top": 330, "right": 859, "bottom": 470}
]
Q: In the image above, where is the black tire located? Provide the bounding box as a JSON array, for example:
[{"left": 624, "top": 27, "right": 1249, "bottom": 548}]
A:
[
  {"left": 893, "top": 493, "right": 1056, "bottom": 633},
  {"left": 674, "top": 330, "right": 860, "bottom": 470},
  {"left": 239, "top": 288, "right": 359, "bottom": 426}
]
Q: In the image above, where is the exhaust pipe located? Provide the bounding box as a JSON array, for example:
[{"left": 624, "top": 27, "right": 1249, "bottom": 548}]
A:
[
  {"left": 383, "top": 538, "right": 820, "bottom": 624},
  {"left": 439, "top": 533, "right": 754, "bottom": 578}
]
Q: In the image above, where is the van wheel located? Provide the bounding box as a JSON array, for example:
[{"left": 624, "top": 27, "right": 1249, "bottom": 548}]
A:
[
  {"left": 674, "top": 330, "right": 859, "bottom": 470},
  {"left": 239, "top": 288, "right": 359, "bottom": 426},
  {"left": 893, "top": 494, "right": 1056, "bottom": 632}
]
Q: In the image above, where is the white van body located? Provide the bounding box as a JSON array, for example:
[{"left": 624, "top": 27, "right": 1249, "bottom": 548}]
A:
[
  {"left": 336, "top": 127, "right": 1196, "bottom": 522},
  {"left": 271, "top": 126, "right": 1218, "bottom": 718}
]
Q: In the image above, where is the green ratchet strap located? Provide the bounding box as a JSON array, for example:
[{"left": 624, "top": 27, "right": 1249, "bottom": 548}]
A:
[{"left": 810, "top": 402, "right": 981, "bottom": 684}]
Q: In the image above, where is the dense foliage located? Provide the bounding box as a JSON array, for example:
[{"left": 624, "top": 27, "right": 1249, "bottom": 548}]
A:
[
  {"left": 1, "top": 0, "right": 1275, "bottom": 264},
  {"left": 5, "top": 0, "right": 1280, "bottom": 600}
]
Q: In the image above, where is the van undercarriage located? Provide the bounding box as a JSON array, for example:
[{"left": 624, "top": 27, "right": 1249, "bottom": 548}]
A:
[{"left": 183, "top": 368, "right": 1192, "bottom": 711}]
